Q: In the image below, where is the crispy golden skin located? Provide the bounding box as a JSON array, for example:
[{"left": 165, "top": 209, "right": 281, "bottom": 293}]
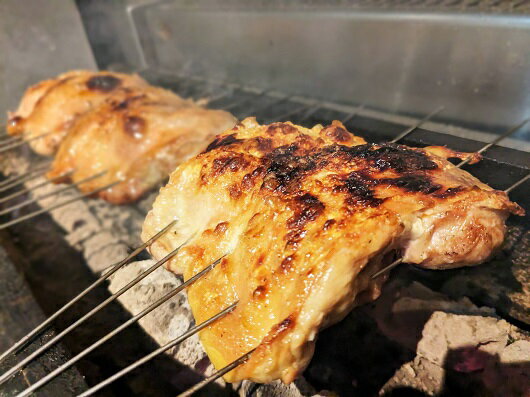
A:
[
  {"left": 141, "top": 118, "right": 523, "bottom": 383},
  {"left": 7, "top": 70, "right": 149, "bottom": 155},
  {"left": 46, "top": 85, "right": 237, "bottom": 204}
]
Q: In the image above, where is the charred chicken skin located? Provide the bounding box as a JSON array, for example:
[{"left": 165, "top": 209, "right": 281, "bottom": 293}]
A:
[
  {"left": 7, "top": 70, "right": 149, "bottom": 155},
  {"left": 46, "top": 85, "right": 237, "bottom": 204},
  {"left": 142, "top": 118, "right": 523, "bottom": 384}
]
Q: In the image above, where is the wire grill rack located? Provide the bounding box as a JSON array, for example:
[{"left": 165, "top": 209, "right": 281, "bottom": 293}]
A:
[{"left": 0, "top": 72, "right": 529, "bottom": 396}]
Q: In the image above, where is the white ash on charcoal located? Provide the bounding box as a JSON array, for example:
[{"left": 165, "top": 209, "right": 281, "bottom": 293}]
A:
[{"left": 367, "top": 278, "right": 530, "bottom": 397}]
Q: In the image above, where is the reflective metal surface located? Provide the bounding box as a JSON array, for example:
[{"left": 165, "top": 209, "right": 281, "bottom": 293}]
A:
[
  {"left": 0, "top": 0, "right": 96, "bottom": 123},
  {"left": 121, "top": 1, "right": 530, "bottom": 140}
]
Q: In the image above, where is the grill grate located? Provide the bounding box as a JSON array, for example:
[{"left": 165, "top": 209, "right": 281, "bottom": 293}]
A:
[{"left": 0, "top": 73, "right": 528, "bottom": 396}]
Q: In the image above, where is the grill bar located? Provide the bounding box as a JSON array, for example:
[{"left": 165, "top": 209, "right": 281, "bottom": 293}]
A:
[
  {"left": 390, "top": 106, "right": 445, "bottom": 143},
  {"left": 15, "top": 256, "right": 225, "bottom": 397},
  {"left": 0, "top": 132, "right": 54, "bottom": 154},
  {"left": 0, "top": 74, "right": 528, "bottom": 396},
  {"left": 0, "top": 180, "right": 120, "bottom": 230},
  {"left": 0, "top": 220, "right": 177, "bottom": 362},
  {"left": 0, "top": 170, "right": 107, "bottom": 216},
  {"left": 340, "top": 104, "right": 366, "bottom": 124},
  {"left": 0, "top": 163, "right": 51, "bottom": 190},
  {"left": 177, "top": 349, "right": 257, "bottom": 397},
  {"left": 0, "top": 169, "right": 76, "bottom": 204},
  {"left": 456, "top": 118, "right": 530, "bottom": 167},
  {"left": 0, "top": 135, "right": 23, "bottom": 146},
  {"left": 0, "top": 233, "right": 189, "bottom": 385},
  {"left": 505, "top": 172, "right": 530, "bottom": 194},
  {"left": 78, "top": 303, "right": 238, "bottom": 397}
]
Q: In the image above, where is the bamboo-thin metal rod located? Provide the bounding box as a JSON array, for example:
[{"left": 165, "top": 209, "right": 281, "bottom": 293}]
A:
[
  {"left": 456, "top": 118, "right": 530, "bottom": 167},
  {"left": 0, "top": 238, "right": 190, "bottom": 385},
  {"left": 271, "top": 102, "right": 316, "bottom": 122},
  {"left": 0, "top": 163, "right": 51, "bottom": 190},
  {"left": 235, "top": 91, "right": 277, "bottom": 117},
  {"left": 0, "top": 171, "right": 106, "bottom": 215},
  {"left": 341, "top": 104, "right": 365, "bottom": 124},
  {"left": 0, "top": 134, "right": 23, "bottom": 146},
  {"left": 177, "top": 349, "right": 257, "bottom": 397},
  {"left": 371, "top": 258, "right": 403, "bottom": 280},
  {"left": 0, "top": 181, "right": 120, "bottom": 230},
  {"left": 0, "top": 132, "right": 53, "bottom": 154},
  {"left": 0, "top": 169, "right": 76, "bottom": 204},
  {"left": 204, "top": 91, "right": 232, "bottom": 104},
  {"left": 16, "top": 255, "right": 224, "bottom": 397},
  {"left": 0, "top": 220, "right": 177, "bottom": 362},
  {"left": 219, "top": 90, "right": 268, "bottom": 112},
  {"left": 390, "top": 106, "right": 445, "bottom": 143},
  {"left": 371, "top": 172, "right": 530, "bottom": 280},
  {"left": 504, "top": 173, "right": 530, "bottom": 194},
  {"left": 78, "top": 303, "right": 237, "bottom": 397},
  {"left": 298, "top": 104, "right": 322, "bottom": 123}
]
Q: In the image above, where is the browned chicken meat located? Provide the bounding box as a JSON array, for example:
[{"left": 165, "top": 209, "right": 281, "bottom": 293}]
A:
[
  {"left": 7, "top": 70, "right": 149, "bottom": 155},
  {"left": 142, "top": 118, "right": 523, "bottom": 384},
  {"left": 46, "top": 85, "right": 237, "bottom": 204}
]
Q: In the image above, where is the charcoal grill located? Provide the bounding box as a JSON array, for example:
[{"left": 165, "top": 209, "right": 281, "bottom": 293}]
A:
[{"left": 0, "top": 1, "right": 529, "bottom": 396}]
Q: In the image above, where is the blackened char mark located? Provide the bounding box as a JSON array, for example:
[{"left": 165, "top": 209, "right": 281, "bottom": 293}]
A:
[
  {"left": 330, "top": 143, "right": 438, "bottom": 172},
  {"left": 212, "top": 155, "right": 249, "bottom": 176},
  {"left": 379, "top": 175, "right": 442, "bottom": 194},
  {"left": 263, "top": 144, "right": 318, "bottom": 194},
  {"left": 86, "top": 75, "right": 122, "bottom": 92},
  {"left": 204, "top": 134, "right": 243, "bottom": 152},
  {"left": 335, "top": 171, "right": 384, "bottom": 207},
  {"left": 287, "top": 193, "right": 325, "bottom": 230}
]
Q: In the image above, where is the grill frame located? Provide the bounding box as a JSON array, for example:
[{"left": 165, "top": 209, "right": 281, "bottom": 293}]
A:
[{"left": 0, "top": 74, "right": 529, "bottom": 395}]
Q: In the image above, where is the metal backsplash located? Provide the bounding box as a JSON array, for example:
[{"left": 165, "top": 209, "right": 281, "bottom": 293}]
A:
[
  {"left": 75, "top": 0, "right": 530, "bottom": 142},
  {"left": 0, "top": 0, "right": 96, "bottom": 124}
]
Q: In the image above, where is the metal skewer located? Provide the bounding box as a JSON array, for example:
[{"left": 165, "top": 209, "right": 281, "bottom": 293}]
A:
[
  {"left": 370, "top": 115, "right": 529, "bottom": 281},
  {"left": 234, "top": 90, "right": 281, "bottom": 117},
  {"left": 0, "top": 236, "right": 191, "bottom": 385},
  {"left": 0, "top": 171, "right": 107, "bottom": 216},
  {"left": 0, "top": 163, "right": 51, "bottom": 190},
  {"left": 341, "top": 104, "right": 366, "bottom": 124},
  {"left": 390, "top": 106, "right": 445, "bottom": 143},
  {"left": 456, "top": 118, "right": 529, "bottom": 167},
  {"left": 0, "top": 134, "right": 23, "bottom": 146},
  {"left": 0, "top": 180, "right": 120, "bottom": 230},
  {"left": 271, "top": 102, "right": 318, "bottom": 122},
  {"left": 0, "top": 131, "right": 54, "bottom": 154},
  {"left": 177, "top": 348, "right": 257, "bottom": 397},
  {"left": 0, "top": 220, "right": 177, "bottom": 362},
  {"left": 0, "top": 169, "right": 76, "bottom": 204},
  {"left": 78, "top": 303, "right": 238, "bottom": 397},
  {"left": 16, "top": 255, "right": 224, "bottom": 397},
  {"left": 220, "top": 89, "right": 270, "bottom": 112},
  {"left": 504, "top": 172, "right": 530, "bottom": 194}
]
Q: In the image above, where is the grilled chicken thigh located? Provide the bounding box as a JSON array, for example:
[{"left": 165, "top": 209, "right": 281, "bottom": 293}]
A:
[
  {"left": 142, "top": 118, "right": 523, "bottom": 383},
  {"left": 7, "top": 70, "right": 149, "bottom": 155},
  {"left": 46, "top": 86, "right": 237, "bottom": 204}
]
